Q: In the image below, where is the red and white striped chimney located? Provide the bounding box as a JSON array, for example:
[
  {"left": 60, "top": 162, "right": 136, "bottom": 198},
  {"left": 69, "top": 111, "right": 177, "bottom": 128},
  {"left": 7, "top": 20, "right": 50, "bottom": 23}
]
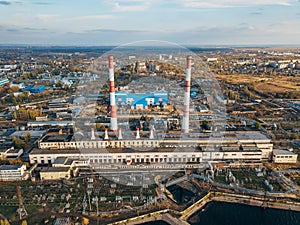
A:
[
  {"left": 182, "top": 55, "right": 192, "bottom": 133},
  {"left": 109, "top": 55, "right": 118, "bottom": 132}
]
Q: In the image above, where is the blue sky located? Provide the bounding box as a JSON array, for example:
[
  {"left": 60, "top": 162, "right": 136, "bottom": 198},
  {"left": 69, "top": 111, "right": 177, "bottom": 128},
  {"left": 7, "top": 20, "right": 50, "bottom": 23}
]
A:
[{"left": 0, "top": 0, "right": 300, "bottom": 46}]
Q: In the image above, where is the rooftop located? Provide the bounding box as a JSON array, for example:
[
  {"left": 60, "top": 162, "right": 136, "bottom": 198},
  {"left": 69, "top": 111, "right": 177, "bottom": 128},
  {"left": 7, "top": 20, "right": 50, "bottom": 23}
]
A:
[
  {"left": 273, "top": 149, "right": 297, "bottom": 155},
  {"left": 39, "top": 131, "right": 270, "bottom": 143},
  {"left": 41, "top": 134, "right": 73, "bottom": 142},
  {"left": 0, "top": 164, "right": 24, "bottom": 170},
  {"left": 53, "top": 157, "right": 68, "bottom": 165},
  {"left": 40, "top": 167, "right": 70, "bottom": 173},
  {"left": 10, "top": 130, "right": 46, "bottom": 138}
]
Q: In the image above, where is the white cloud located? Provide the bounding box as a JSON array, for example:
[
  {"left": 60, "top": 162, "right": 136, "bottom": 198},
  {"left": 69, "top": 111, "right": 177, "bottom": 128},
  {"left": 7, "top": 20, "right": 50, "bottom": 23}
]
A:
[
  {"left": 103, "top": 0, "right": 152, "bottom": 12},
  {"left": 65, "top": 15, "right": 116, "bottom": 21},
  {"left": 113, "top": 2, "right": 148, "bottom": 11},
  {"left": 180, "top": 0, "right": 296, "bottom": 8},
  {"left": 34, "top": 14, "right": 60, "bottom": 21}
]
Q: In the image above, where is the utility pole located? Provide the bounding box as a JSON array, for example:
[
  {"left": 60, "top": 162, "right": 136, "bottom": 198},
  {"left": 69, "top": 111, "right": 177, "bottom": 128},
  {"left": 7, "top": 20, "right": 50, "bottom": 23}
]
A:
[
  {"left": 87, "top": 190, "right": 92, "bottom": 212},
  {"left": 16, "top": 185, "right": 28, "bottom": 220},
  {"left": 82, "top": 194, "right": 87, "bottom": 214},
  {"left": 95, "top": 196, "right": 99, "bottom": 216}
]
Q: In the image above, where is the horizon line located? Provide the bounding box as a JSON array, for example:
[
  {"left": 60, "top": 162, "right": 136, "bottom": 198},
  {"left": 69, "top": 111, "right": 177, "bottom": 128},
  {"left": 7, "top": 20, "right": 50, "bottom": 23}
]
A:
[{"left": 0, "top": 43, "right": 300, "bottom": 49}]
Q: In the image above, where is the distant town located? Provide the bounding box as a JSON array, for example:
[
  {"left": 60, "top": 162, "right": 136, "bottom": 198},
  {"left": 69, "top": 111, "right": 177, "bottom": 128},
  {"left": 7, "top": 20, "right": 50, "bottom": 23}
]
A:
[{"left": 0, "top": 46, "right": 299, "bottom": 225}]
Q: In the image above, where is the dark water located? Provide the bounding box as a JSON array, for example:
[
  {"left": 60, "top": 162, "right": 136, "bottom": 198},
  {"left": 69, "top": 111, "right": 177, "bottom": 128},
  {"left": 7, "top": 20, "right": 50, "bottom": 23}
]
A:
[
  {"left": 139, "top": 221, "right": 170, "bottom": 225},
  {"left": 188, "top": 201, "right": 300, "bottom": 225},
  {"left": 167, "top": 184, "right": 195, "bottom": 204}
]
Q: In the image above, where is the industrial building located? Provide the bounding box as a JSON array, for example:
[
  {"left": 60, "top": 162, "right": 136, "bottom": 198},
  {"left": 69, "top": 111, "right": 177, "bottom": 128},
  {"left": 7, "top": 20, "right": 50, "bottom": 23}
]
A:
[
  {"left": 30, "top": 131, "right": 273, "bottom": 165},
  {"left": 21, "top": 85, "right": 45, "bottom": 93},
  {"left": 115, "top": 92, "right": 168, "bottom": 109},
  {"left": 0, "top": 147, "right": 23, "bottom": 160},
  {"left": 0, "top": 164, "right": 27, "bottom": 181},
  {"left": 47, "top": 99, "right": 69, "bottom": 111},
  {"left": 272, "top": 149, "right": 298, "bottom": 164},
  {"left": 39, "top": 167, "right": 71, "bottom": 180}
]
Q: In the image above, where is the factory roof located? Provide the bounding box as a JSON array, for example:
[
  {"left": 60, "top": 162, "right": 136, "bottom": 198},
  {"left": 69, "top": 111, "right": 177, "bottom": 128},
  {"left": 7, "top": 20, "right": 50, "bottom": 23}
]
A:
[
  {"left": 39, "top": 131, "right": 270, "bottom": 144},
  {"left": 53, "top": 157, "right": 68, "bottom": 165},
  {"left": 0, "top": 164, "right": 24, "bottom": 170},
  {"left": 235, "top": 131, "right": 269, "bottom": 141},
  {"left": 27, "top": 121, "right": 74, "bottom": 127},
  {"left": 273, "top": 149, "right": 297, "bottom": 155},
  {"left": 10, "top": 130, "right": 46, "bottom": 138},
  {"left": 41, "top": 134, "right": 73, "bottom": 142},
  {"left": 30, "top": 148, "right": 81, "bottom": 155},
  {"left": 31, "top": 144, "right": 261, "bottom": 155},
  {"left": 40, "top": 167, "right": 70, "bottom": 173}
]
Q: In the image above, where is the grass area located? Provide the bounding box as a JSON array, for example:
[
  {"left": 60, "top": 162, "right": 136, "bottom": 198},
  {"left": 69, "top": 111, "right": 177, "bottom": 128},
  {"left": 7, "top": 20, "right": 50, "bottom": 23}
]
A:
[
  {"left": 254, "top": 83, "right": 293, "bottom": 94},
  {"left": 0, "top": 205, "right": 18, "bottom": 219},
  {"left": 232, "top": 170, "right": 266, "bottom": 190},
  {"left": 215, "top": 74, "right": 262, "bottom": 84},
  {"left": 269, "top": 182, "right": 283, "bottom": 192},
  {"left": 214, "top": 175, "right": 227, "bottom": 184},
  {"left": 0, "top": 177, "right": 158, "bottom": 223},
  {"left": 291, "top": 177, "right": 300, "bottom": 185},
  {"left": 216, "top": 74, "right": 300, "bottom": 98}
]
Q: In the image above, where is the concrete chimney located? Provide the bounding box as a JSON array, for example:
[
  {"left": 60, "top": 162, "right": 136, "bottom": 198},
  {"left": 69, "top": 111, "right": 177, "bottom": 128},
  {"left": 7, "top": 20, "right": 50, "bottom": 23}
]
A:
[
  {"left": 149, "top": 127, "right": 154, "bottom": 139},
  {"left": 91, "top": 128, "right": 95, "bottom": 140},
  {"left": 104, "top": 128, "right": 109, "bottom": 140},
  {"left": 118, "top": 128, "right": 123, "bottom": 140},
  {"left": 109, "top": 55, "right": 118, "bottom": 132},
  {"left": 136, "top": 128, "right": 140, "bottom": 139},
  {"left": 182, "top": 55, "right": 192, "bottom": 133}
]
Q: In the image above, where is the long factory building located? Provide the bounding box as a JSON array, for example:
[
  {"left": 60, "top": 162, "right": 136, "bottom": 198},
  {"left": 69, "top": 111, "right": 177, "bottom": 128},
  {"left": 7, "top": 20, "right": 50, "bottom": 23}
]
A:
[{"left": 29, "top": 131, "right": 273, "bottom": 165}]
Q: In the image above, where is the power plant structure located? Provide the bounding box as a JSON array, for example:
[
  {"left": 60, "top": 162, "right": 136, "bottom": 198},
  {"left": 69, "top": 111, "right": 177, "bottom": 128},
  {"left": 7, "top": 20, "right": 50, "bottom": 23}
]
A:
[
  {"left": 109, "top": 55, "right": 118, "bottom": 132},
  {"left": 29, "top": 54, "right": 275, "bottom": 174},
  {"left": 182, "top": 55, "right": 192, "bottom": 133}
]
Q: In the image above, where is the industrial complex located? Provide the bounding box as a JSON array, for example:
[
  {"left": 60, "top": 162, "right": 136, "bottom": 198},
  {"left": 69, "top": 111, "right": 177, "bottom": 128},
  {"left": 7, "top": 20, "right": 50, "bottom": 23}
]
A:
[{"left": 26, "top": 55, "right": 295, "bottom": 181}]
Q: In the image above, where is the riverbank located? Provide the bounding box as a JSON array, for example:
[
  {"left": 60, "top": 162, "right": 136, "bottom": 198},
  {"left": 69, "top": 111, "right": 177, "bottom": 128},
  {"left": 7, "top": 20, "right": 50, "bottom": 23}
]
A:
[
  {"left": 109, "top": 192, "right": 300, "bottom": 225},
  {"left": 188, "top": 201, "right": 300, "bottom": 225}
]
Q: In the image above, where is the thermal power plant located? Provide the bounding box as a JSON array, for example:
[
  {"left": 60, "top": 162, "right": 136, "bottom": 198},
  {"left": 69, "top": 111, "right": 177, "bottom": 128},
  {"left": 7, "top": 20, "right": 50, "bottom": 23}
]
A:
[
  {"left": 182, "top": 55, "right": 192, "bottom": 133},
  {"left": 109, "top": 55, "right": 118, "bottom": 132},
  {"left": 28, "top": 54, "right": 276, "bottom": 171}
]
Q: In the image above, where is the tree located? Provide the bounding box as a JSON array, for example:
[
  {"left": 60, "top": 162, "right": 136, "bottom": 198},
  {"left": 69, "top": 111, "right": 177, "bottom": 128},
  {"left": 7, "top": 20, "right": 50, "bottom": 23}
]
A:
[
  {"left": 255, "top": 121, "right": 262, "bottom": 130},
  {"left": 10, "top": 86, "right": 20, "bottom": 92},
  {"left": 9, "top": 158, "right": 23, "bottom": 165},
  {"left": 24, "top": 133, "right": 31, "bottom": 143},
  {"left": 13, "top": 111, "right": 17, "bottom": 120},
  {"left": 201, "top": 120, "right": 209, "bottom": 130},
  {"left": 12, "top": 137, "right": 25, "bottom": 149},
  {"left": 290, "top": 133, "right": 299, "bottom": 140},
  {"left": 21, "top": 220, "right": 27, "bottom": 225},
  {"left": 2, "top": 219, "right": 10, "bottom": 225}
]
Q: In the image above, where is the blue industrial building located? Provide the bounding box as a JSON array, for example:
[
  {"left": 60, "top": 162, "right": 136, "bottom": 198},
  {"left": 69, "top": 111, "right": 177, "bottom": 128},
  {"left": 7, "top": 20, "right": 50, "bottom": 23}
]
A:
[
  {"left": 21, "top": 85, "right": 45, "bottom": 93},
  {"left": 115, "top": 92, "right": 168, "bottom": 109}
]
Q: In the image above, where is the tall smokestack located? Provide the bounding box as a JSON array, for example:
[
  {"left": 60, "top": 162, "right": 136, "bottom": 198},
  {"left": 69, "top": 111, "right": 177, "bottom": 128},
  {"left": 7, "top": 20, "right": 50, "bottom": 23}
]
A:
[
  {"left": 104, "top": 128, "right": 109, "bottom": 140},
  {"left": 136, "top": 128, "right": 140, "bottom": 139},
  {"left": 118, "top": 128, "right": 123, "bottom": 140},
  {"left": 109, "top": 55, "right": 118, "bottom": 132},
  {"left": 149, "top": 127, "right": 154, "bottom": 139},
  {"left": 91, "top": 128, "right": 95, "bottom": 140},
  {"left": 182, "top": 55, "right": 192, "bottom": 133}
]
